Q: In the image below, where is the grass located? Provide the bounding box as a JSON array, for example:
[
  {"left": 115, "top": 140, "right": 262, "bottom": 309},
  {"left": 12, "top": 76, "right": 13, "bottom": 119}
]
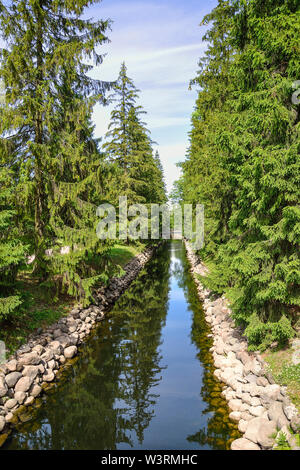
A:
[
  {"left": 262, "top": 343, "right": 300, "bottom": 413},
  {"left": 108, "top": 242, "right": 146, "bottom": 269},
  {"left": 0, "top": 242, "right": 146, "bottom": 358}
]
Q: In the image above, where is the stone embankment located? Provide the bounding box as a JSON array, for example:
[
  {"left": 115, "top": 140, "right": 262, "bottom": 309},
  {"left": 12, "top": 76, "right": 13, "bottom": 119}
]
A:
[
  {"left": 185, "top": 240, "right": 300, "bottom": 451},
  {"left": 0, "top": 246, "right": 155, "bottom": 445}
]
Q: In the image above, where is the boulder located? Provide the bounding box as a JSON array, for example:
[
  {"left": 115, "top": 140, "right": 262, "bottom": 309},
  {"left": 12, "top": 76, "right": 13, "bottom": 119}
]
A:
[
  {"left": 64, "top": 346, "right": 77, "bottom": 359},
  {"left": 48, "top": 341, "right": 62, "bottom": 355},
  {"left": 15, "top": 391, "right": 26, "bottom": 404},
  {"left": 283, "top": 404, "right": 298, "bottom": 421},
  {"left": 43, "top": 370, "right": 55, "bottom": 382},
  {"left": 5, "top": 371, "right": 22, "bottom": 388},
  {"left": 238, "top": 419, "right": 248, "bottom": 433},
  {"left": 0, "top": 377, "right": 8, "bottom": 398},
  {"left": 22, "top": 365, "right": 40, "bottom": 380},
  {"left": 256, "top": 377, "right": 269, "bottom": 387},
  {"left": 249, "top": 406, "right": 265, "bottom": 417},
  {"left": 5, "top": 398, "right": 17, "bottom": 410},
  {"left": 0, "top": 416, "right": 5, "bottom": 432},
  {"left": 228, "top": 399, "right": 243, "bottom": 412},
  {"left": 245, "top": 417, "right": 277, "bottom": 448},
  {"left": 229, "top": 411, "right": 241, "bottom": 422},
  {"left": 30, "top": 385, "right": 42, "bottom": 398},
  {"left": 24, "top": 396, "right": 35, "bottom": 406},
  {"left": 268, "top": 401, "right": 289, "bottom": 429},
  {"left": 15, "top": 376, "right": 33, "bottom": 393},
  {"left": 5, "top": 360, "right": 18, "bottom": 372},
  {"left": 290, "top": 415, "right": 300, "bottom": 433},
  {"left": 19, "top": 352, "right": 40, "bottom": 366},
  {"left": 231, "top": 438, "right": 260, "bottom": 451}
]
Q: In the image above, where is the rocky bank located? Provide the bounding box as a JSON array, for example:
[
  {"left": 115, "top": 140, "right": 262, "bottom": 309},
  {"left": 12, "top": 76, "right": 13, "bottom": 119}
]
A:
[
  {"left": 0, "top": 246, "right": 155, "bottom": 446},
  {"left": 185, "top": 240, "right": 300, "bottom": 451}
]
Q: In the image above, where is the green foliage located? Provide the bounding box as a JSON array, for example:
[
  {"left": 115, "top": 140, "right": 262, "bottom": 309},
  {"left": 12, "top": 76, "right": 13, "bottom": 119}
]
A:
[
  {"left": 179, "top": 0, "right": 300, "bottom": 348},
  {"left": 0, "top": 167, "right": 27, "bottom": 320},
  {"left": 103, "top": 63, "right": 167, "bottom": 206},
  {"left": 0, "top": 0, "right": 118, "bottom": 307},
  {"left": 275, "top": 431, "right": 290, "bottom": 450},
  {"left": 245, "top": 314, "right": 294, "bottom": 351}
]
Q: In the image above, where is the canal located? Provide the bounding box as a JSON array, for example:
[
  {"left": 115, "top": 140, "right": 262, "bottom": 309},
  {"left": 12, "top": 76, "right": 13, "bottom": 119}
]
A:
[{"left": 3, "top": 241, "right": 239, "bottom": 450}]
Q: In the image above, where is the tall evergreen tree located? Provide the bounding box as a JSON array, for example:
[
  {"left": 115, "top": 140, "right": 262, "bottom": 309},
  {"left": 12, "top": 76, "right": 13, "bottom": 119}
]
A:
[
  {"left": 104, "top": 63, "right": 166, "bottom": 205},
  {"left": 180, "top": 0, "right": 300, "bottom": 350},
  {"left": 0, "top": 0, "right": 113, "bottom": 302}
]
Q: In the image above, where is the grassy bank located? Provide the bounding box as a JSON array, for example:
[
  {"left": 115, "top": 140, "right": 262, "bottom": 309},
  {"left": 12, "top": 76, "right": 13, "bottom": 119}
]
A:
[
  {"left": 262, "top": 343, "right": 300, "bottom": 413},
  {"left": 0, "top": 242, "right": 146, "bottom": 358}
]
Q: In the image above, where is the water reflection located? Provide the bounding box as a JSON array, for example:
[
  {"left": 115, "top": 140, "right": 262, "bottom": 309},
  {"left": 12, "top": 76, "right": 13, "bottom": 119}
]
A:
[{"left": 3, "top": 241, "right": 239, "bottom": 450}]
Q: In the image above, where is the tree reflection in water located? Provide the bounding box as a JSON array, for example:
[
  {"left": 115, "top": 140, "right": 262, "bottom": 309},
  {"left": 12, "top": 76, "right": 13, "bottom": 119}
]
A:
[
  {"left": 3, "top": 242, "right": 240, "bottom": 450},
  {"left": 3, "top": 245, "right": 171, "bottom": 450}
]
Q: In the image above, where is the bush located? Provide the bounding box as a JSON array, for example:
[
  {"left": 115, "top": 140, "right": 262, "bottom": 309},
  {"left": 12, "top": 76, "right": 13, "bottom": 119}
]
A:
[{"left": 245, "top": 313, "right": 295, "bottom": 351}]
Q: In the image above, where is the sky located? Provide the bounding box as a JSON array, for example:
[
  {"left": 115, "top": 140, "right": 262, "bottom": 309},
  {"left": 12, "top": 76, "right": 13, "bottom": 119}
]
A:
[{"left": 87, "top": 0, "right": 218, "bottom": 194}]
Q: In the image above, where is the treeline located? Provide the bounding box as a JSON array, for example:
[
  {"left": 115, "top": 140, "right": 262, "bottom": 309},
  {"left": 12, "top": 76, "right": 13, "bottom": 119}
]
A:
[
  {"left": 0, "top": 1, "right": 166, "bottom": 320},
  {"left": 178, "top": 0, "right": 300, "bottom": 350}
]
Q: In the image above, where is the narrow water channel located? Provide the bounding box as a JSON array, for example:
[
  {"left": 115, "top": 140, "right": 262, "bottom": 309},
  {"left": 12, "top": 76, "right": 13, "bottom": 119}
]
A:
[{"left": 3, "top": 241, "right": 239, "bottom": 450}]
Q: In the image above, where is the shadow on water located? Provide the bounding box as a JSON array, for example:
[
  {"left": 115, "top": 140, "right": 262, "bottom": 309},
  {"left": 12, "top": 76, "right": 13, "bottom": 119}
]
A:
[{"left": 2, "top": 241, "right": 240, "bottom": 450}]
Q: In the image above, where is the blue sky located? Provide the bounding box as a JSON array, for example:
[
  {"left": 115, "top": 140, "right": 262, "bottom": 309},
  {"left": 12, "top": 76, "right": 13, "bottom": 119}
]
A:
[{"left": 88, "top": 0, "right": 218, "bottom": 194}]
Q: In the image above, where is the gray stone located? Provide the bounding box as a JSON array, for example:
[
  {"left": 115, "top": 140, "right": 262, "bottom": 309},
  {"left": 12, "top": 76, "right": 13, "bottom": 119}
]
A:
[
  {"left": 24, "top": 396, "right": 35, "bottom": 406},
  {"left": 55, "top": 335, "right": 72, "bottom": 348},
  {"left": 0, "top": 416, "right": 5, "bottom": 432},
  {"left": 5, "top": 412, "right": 14, "bottom": 423},
  {"left": 41, "top": 350, "right": 54, "bottom": 362},
  {"left": 5, "top": 371, "right": 22, "bottom": 388},
  {"left": 268, "top": 401, "right": 289, "bottom": 429},
  {"left": 15, "top": 391, "right": 26, "bottom": 404},
  {"left": 5, "top": 398, "right": 17, "bottom": 410},
  {"left": 0, "top": 377, "right": 8, "bottom": 398},
  {"left": 5, "top": 360, "right": 18, "bottom": 372},
  {"left": 245, "top": 417, "right": 277, "bottom": 448},
  {"left": 283, "top": 404, "right": 298, "bottom": 421},
  {"left": 256, "top": 377, "right": 269, "bottom": 387},
  {"left": 19, "top": 352, "right": 40, "bottom": 366},
  {"left": 264, "top": 384, "right": 281, "bottom": 401},
  {"left": 249, "top": 406, "right": 265, "bottom": 417},
  {"left": 15, "top": 376, "right": 33, "bottom": 393},
  {"left": 48, "top": 341, "right": 62, "bottom": 355},
  {"left": 22, "top": 365, "right": 40, "bottom": 380},
  {"left": 43, "top": 370, "right": 55, "bottom": 382},
  {"left": 241, "top": 411, "right": 254, "bottom": 421},
  {"left": 64, "top": 346, "right": 77, "bottom": 359},
  {"left": 238, "top": 419, "right": 249, "bottom": 433},
  {"left": 290, "top": 415, "right": 300, "bottom": 433},
  {"left": 30, "top": 385, "right": 42, "bottom": 398},
  {"left": 229, "top": 411, "right": 241, "bottom": 422},
  {"left": 231, "top": 438, "right": 260, "bottom": 451},
  {"left": 245, "top": 374, "right": 258, "bottom": 384},
  {"left": 250, "top": 397, "right": 262, "bottom": 407}
]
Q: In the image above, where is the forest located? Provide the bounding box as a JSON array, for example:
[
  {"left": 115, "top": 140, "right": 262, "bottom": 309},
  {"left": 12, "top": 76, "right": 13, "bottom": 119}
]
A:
[
  {"left": 0, "top": 0, "right": 300, "bottom": 454},
  {"left": 0, "top": 1, "right": 166, "bottom": 351},
  {"left": 175, "top": 0, "right": 300, "bottom": 351}
]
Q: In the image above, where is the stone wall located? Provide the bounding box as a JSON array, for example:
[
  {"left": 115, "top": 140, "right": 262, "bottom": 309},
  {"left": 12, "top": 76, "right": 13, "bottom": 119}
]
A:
[
  {"left": 0, "top": 245, "right": 156, "bottom": 445},
  {"left": 184, "top": 240, "right": 300, "bottom": 451}
]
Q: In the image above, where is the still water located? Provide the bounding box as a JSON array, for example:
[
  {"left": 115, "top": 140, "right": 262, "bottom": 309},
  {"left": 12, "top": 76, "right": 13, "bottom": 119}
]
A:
[{"left": 3, "top": 241, "right": 239, "bottom": 450}]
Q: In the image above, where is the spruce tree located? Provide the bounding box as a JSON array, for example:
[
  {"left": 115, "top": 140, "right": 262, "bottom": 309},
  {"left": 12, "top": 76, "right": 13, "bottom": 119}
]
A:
[
  {"left": 0, "top": 167, "right": 27, "bottom": 320},
  {"left": 0, "top": 0, "right": 113, "bottom": 302},
  {"left": 104, "top": 63, "right": 166, "bottom": 205},
  {"left": 180, "top": 0, "right": 300, "bottom": 350}
]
